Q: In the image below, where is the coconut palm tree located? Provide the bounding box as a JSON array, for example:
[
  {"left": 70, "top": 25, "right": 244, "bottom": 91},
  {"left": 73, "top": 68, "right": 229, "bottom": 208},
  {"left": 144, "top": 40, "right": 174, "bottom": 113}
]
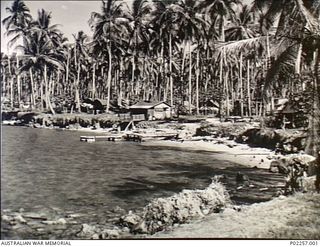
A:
[
  {"left": 2, "top": 0, "right": 32, "bottom": 46},
  {"left": 226, "top": 4, "right": 258, "bottom": 117},
  {"left": 126, "top": 0, "right": 152, "bottom": 94},
  {"left": 171, "top": 0, "right": 208, "bottom": 114},
  {"left": 89, "top": 0, "right": 131, "bottom": 112},
  {"left": 2, "top": 0, "right": 33, "bottom": 108},
  {"left": 198, "top": 0, "right": 240, "bottom": 42},
  {"left": 17, "top": 29, "right": 64, "bottom": 113},
  {"left": 151, "top": 0, "right": 180, "bottom": 107}
]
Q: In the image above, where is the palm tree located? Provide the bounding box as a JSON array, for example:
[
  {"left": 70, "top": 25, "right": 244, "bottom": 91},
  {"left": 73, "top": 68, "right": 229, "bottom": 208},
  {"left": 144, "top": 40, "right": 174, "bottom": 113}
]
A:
[
  {"left": 2, "top": 0, "right": 33, "bottom": 108},
  {"left": 72, "top": 31, "right": 89, "bottom": 111},
  {"left": 2, "top": 0, "right": 32, "bottom": 46},
  {"left": 172, "top": 0, "right": 208, "bottom": 114},
  {"left": 151, "top": 0, "right": 179, "bottom": 107},
  {"left": 89, "top": 0, "right": 131, "bottom": 112},
  {"left": 226, "top": 4, "right": 257, "bottom": 117},
  {"left": 127, "top": 0, "right": 151, "bottom": 94},
  {"left": 198, "top": 0, "right": 239, "bottom": 42},
  {"left": 18, "top": 29, "right": 64, "bottom": 114}
]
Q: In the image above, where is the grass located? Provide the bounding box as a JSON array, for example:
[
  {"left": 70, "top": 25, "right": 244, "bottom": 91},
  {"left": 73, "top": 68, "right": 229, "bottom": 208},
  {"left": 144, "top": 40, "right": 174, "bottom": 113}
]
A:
[{"left": 153, "top": 192, "right": 320, "bottom": 239}]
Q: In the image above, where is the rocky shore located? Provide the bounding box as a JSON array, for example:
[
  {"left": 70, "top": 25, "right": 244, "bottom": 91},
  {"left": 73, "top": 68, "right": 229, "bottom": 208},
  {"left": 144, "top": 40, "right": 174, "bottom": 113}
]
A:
[{"left": 2, "top": 111, "right": 319, "bottom": 239}]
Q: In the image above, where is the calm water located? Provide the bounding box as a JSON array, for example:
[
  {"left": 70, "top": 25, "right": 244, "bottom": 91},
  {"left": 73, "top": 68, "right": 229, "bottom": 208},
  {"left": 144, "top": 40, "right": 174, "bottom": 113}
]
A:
[{"left": 1, "top": 126, "right": 284, "bottom": 238}]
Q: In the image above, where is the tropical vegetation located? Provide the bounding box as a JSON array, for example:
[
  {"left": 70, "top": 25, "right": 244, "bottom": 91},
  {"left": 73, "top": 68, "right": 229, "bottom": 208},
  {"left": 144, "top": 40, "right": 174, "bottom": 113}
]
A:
[{"left": 1, "top": 0, "right": 320, "bottom": 158}]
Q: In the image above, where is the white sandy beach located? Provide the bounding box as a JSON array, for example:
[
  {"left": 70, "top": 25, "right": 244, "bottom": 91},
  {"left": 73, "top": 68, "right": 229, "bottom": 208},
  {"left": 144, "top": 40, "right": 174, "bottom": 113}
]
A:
[{"left": 142, "top": 139, "right": 277, "bottom": 169}]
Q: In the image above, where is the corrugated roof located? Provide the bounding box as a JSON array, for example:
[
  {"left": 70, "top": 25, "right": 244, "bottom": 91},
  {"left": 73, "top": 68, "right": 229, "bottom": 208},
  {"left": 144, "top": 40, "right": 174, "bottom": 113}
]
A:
[{"left": 129, "top": 101, "right": 171, "bottom": 109}]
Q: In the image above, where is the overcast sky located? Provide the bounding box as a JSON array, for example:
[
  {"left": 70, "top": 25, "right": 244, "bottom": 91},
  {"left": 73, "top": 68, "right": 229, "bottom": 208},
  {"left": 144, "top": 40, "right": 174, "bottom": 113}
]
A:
[{"left": 1, "top": 0, "right": 251, "bottom": 54}]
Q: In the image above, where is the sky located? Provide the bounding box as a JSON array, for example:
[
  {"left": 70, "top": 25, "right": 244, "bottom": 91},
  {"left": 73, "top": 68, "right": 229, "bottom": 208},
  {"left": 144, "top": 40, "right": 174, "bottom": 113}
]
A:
[
  {"left": 1, "top": 0, "right": 252, "bottom": 55},
  {"left": 1, "top": 1, "right": 104, "bottom": 54}
]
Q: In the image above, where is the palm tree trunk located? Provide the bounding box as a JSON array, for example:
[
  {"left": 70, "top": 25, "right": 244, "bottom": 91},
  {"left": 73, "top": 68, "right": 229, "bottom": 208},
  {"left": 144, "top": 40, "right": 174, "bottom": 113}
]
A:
[
  {"left": 119, "top": 57, "right": 124, "bottom": 105},
  {"left": 240, "top": 52, "right": 244, "bottom": 117},
  {"left": 106, "top": 43, "right": 112, "bottom": 113},
  {"left": 219, "top": 50, "right": 223, "bottom": 121},
  {"left": 305, "top": 48, "right": 320, "bottom": 170},
  {"left": 29, "top": 67, "right": 35, "bottom": 109},
  {"left": 92, "top": 63, "right": 96, "bottom": 99},
  {"left": 220, "top": 16, "right": 225, "bottom": 42},
  {"left": 44, "top": 64, "right": 55, "bottom": 115},
  {"left": 225, "top": 68, "right": 230, "bottom": 117},
  {"left": 247, "top": 59, "right": 251, "bottom": 117},
  {"left": 16, "top": 56, "right": 21, "bottom": 109},
  {"left": 188, "top": 41, "right": 192, "bottom": 114},
  {"left": 75, "top": 64, "right": 81, "bottom": 112},
  {"left": 295, "top": 43, "right": 303, "bottom": 74},
  {"left": 8, "top": 56, "right": 13, "bottom": 108},
  {"left": 181, "top": 40, "right": 187, "bottom": 82},
  {"left": 196, "top": 48, "right": 200, "bottom": 115},
  {"left": 169, "top": 33, "right": 173, "bottom": 108}
]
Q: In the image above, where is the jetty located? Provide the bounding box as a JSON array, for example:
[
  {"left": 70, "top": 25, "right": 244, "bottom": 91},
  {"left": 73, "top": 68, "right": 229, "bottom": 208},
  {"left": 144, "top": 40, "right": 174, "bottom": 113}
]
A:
[{"left": 80, "top": 135, "right": 123, "bottom": 142}]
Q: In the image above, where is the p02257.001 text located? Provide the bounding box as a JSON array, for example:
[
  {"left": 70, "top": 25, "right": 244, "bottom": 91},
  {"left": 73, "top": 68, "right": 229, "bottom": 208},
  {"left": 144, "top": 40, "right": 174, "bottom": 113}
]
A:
[{"left": 290, "top": 241, "right": 318, "bottom": 246}]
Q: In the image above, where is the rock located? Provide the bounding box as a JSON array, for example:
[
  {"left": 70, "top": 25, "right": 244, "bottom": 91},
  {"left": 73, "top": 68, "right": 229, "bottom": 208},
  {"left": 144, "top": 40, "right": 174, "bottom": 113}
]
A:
[
  {"left": 259, "top": 188, "right": 268, "bottom": 191},
  {"left": 76, "top": 224, "right": 97, "bottom": 238},
  {"left": 278, "top": 163, "right": 289, "bottom": 174},
  {"left": 24, "top": 213, "right": 47, "bottom": 220},
  {"left": 270, "top": 166, "right": 279, "bottom": 173},
  {"left": 1, "top": 215, "right": 12, "bottom": 222},
  {"left": 100, "top": 229, "right": 120, "bottom": 239},
  {"left": 42, "top": 218, "right": 67, "bottom": 225},
  {"left": 14, "top": 214, "right": 27, "bottom": 224},
  {"left": 57, "top": 218, "right": 67, "bottom": 224},
  {"left": 202, "top": 209, "right": 210, "bottom": 215},
  {"left": 118, "top": 213, "right": 142, "bottom": 228},
  {"left": 236, "top": 172, "right": 250, "bottom": 184},
  {"left": 112, "top": 206, "right": 126, "bottom": 214},
  {"left": 92, "top": 234, "right": 100, "bottom": 240},
  {"left": 118, "top": 179, "right": 230, "bottom": 235}
]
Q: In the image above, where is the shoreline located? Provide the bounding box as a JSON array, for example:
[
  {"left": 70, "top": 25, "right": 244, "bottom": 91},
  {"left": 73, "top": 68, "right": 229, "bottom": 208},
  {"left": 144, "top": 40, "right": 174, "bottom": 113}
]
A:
[
  {"left": 2, "top": 119, "right": 318, "bottom": 239},
  {"left": 2, "top": 121, "right": 315, "bottom": 171},
  {"left": 142, "top": 139, "right": 275, "bottom": 170}
]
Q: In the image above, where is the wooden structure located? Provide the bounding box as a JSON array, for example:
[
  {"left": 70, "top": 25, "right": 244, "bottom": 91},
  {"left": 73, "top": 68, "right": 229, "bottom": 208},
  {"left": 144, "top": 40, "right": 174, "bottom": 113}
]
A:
[
  {"left": 80, "top": 135, "right": 123, "bottom": 142},
  {"left": 129, "top": 101, "right": 172, "bottom": 120}
]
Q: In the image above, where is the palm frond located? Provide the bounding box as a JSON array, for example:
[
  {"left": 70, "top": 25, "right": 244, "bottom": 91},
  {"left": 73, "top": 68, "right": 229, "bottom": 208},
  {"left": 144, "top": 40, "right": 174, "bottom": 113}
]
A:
[
  {"left": 264, "top": 44, "right": 298, "bottom": 92},
  {"left": 215, "top": 36, "right": 267, "bottom": 55}
]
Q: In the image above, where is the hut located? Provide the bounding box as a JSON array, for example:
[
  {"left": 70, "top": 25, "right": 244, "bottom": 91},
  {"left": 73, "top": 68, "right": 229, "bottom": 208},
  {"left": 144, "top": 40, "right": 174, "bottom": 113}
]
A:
[
  {"left": 80, "top": 98, "right": 94, "bottom": 113},
  {"left": 129, "top": 101, "right": 172, "bottom": 120}
]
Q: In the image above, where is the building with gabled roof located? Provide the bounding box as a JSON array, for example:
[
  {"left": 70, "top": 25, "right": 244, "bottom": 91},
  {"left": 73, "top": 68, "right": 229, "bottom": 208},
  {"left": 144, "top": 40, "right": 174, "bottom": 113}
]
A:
[{"left": 129, "top": 101, "right": 172, "bottom": 120}]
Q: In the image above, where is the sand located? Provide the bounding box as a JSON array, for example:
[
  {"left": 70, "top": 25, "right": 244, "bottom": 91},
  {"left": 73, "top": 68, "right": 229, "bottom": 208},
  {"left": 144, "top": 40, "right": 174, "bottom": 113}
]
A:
[{"left": 142, "top": 139, "right": 277, "bottom": 169}]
